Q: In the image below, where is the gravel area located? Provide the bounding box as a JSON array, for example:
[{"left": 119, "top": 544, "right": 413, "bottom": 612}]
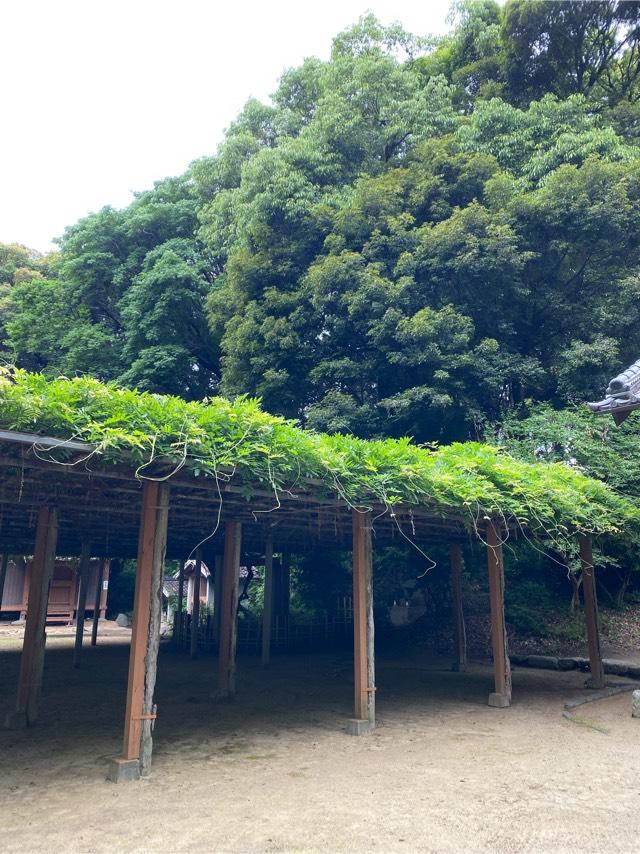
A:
[{"left": 2, "top": 634, "right": 640, "bottom": 853}]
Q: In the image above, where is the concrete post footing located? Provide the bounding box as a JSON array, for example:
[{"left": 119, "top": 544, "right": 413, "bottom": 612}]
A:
[
  {"left": 107, "top": 758, "right": 141, "bottom": 783},
  {"left": 346, "top": 718, "right": 374, "bottom": 736},
  {"left": 488, "top": 692, "right": 511, "bottom": 708}
]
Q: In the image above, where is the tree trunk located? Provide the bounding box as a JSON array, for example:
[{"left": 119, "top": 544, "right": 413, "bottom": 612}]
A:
[{"left": 570, "top": 573, "right": 582, "bottom": 614}]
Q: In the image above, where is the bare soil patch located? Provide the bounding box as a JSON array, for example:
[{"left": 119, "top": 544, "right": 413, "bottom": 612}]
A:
[{"left": 1, "top": 632, "right": 640, "bottom": 853}]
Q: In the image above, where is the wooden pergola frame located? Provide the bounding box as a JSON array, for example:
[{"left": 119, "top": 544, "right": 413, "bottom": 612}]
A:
[{"left": 0, "top": 430, "right": 606, "bottom": 781}]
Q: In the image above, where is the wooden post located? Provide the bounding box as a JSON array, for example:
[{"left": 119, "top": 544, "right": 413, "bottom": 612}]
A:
[
  {"left": 98, "top": 559, "right": 110, "bottom": 619},
  {"left": 206, "top": 562, "right": 214, "bottom": 608},
  {"left": 579, "top": 535, "right": 605, "bottom": 689},
  {"left": 108, "top": 481, "right": 169, "bottom": 782},
  {"left": 450, "top": 543, "right": 467, "bottom": 672},
  {"left": 190, "top": 549, "right": 202, "bottom": 659},
  {"left": 73, "top": 542, "right": 91, "bottom": 669},
  {"left": 214, "top": 521, "right": 242, "bottom": 699},
  {"left": 174, "top": 559, "right": 186, "bottom": 646},
  {"left": 486, "top": 520, "right": 511, "bottom": 708},
  {"left": 5, "top": 506, "right": 58, "bottom": 728},
  {"left": 261, "top": 536, "right": 274, "bottom": 666},
  {"left": 212, "top": 553, "right": 223, "bottom": 648},
  {"left": 348, "top": 509, "right": 375, "bottom": 735},
  {"left": 281, "top": 551, "right": 291, "bottom": 619},
  {"left": 139, "top": 484, "right": 169, "bottom": 777},
  {"left": 91, "top": 559, "right": 108, "bottom": 646},
  {"left": 0, "top": 552, "right": 9, "bottom": 612},
  {"left": 272, "top": 557, "right": 281, "bottom": 622},
  {"left": 20, "top": 559, "right": 32, "bottom": 621},
  {"left": 69, "top": 570, "right": 80, "bottom": 626}
]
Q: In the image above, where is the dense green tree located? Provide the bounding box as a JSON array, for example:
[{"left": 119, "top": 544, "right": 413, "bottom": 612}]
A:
[
  {"left": 5, "top": 6, "right": 640, "bottom": 600},
  {"left": 2, "top": 177, "right": 216, "bottom": 397},
  {"left": 5, "top": 277, "right": 118, "bottom": 376},
  {"left": 200, "top": 59, "right": 640, "bottom": 438},
  {"left": 457, "top": 93, "right": 638, "bottom": 183},
  {"left": 119, "top": 239, "right": 217, "bottom": 396},
  {"left": 502, "top": 1, "right": 640, "bottom": 105},
  {"left": 4, "top": 8, "right": 640, "bottom": 443},
  {"left": 416, "top": 1, "right": 506, "bottom": 107},
  {"left": 501, "top": 401, "right": 640, "bottom": 494},
  {"left": 0, "top": 242, "right": 46, "bottom": 286},
  {"left": 499, "top": 400, "right": 640, "bottom": 603},
  {"left": 0, "top": 243, "right": 48, "bottom": 362}
]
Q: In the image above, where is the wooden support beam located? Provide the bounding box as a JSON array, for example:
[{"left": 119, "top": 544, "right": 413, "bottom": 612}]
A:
[
  {"left": 108, "top": 481, "right": 169, "bottom": 782},
  {"left": 5, "top": 506, "right": 58, "bottom": 728},
  {"left": 281, "top": 551, "right": 290, "bottom": 619},
  {"left": 73, "top": 541, "right": 91, "bottom": 668},
  {"left": 20, "top": 559, "right": 32, "bottom": 621},
  {"left": 261, "top": 536, "right": 274, "bottom": 666},
  {"left": 214, "top": 521, "right": 242, "bottom": 699},
  {"left": 91, "top": 559, "right": 108, "bottom": 646},
  {"left": 450, "top": 543, "right": 467, "bottom": 672},
  {"left": 579, "top": 535, "right": 605, "bottom": 689},
  {"left": 98, "top": 559, "right": 110, "bottom": 619},
  {"left": 139, "top": 484, "right": 169, "bottom": 777},
  {"left": 272, "top": 556, "right": 281, "bottom": 617},
  {"left": 486, "top": 520, "right": 511, "bottom": 708},
  {"left": 348, "top": 509, "right": 375, "bottom": 735},
  {"left": 190, "top": 549, "right": 202, "bottom": 659},
  {"left": 0, "top": 552, "right": 9, "bottom": 612},
  {"left": 212, "top": 553, "right": 222, "bottom": 649},
  {"left": 272, "top": 554, "right": 289, "bottom": 616},
  {"left": 206, "top": 561, "right": 214, "bottom": 608},
  {"left": 174, "top": 559, "right": 186, "bottom": 646},
  {"left": 69, "top": 569, "right": 80, "bottom": 626}
]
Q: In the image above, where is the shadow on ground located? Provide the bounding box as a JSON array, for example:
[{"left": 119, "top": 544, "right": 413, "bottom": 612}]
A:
[
  {"left": 0, "top": 636, "right": 600, "bottom": 778},
  {"left": 2, "top": 636, "right": 640, "bottom": 853}
]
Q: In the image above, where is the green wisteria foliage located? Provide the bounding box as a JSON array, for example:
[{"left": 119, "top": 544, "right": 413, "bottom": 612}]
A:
[{"left": 0, "top": 369, "right": 637, "bottom": 545}]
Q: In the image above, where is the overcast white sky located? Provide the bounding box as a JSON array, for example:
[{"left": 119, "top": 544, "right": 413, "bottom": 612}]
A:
[{"left": 1, "top": 0, "right": 452, "bottom": 252}]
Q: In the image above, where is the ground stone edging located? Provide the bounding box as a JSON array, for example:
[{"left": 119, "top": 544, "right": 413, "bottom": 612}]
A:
[
  {"left": 510, "top": 653, "right": 640, "bottom": 679},
  {"left": 563, "top": 683, "right": 636, "bottom": 710}
]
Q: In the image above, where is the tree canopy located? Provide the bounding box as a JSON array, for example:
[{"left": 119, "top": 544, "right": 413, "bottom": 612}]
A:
[{"left": 3, "top": 4, "right": 640, "bottom": 449}]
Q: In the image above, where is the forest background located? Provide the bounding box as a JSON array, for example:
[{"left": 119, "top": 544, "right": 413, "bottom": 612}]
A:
[{"left": 4, "top": 0, "right": 640, "bottom": 646}]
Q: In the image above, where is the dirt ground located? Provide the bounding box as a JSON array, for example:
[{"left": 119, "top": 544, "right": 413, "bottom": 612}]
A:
[{"left": 1, "top": 625, "right": 640, "bottom": 854}]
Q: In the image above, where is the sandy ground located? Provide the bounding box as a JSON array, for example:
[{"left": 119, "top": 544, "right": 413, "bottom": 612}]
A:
[{"left": 1, "top": 627, "right": 640, "bottom": 854}]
